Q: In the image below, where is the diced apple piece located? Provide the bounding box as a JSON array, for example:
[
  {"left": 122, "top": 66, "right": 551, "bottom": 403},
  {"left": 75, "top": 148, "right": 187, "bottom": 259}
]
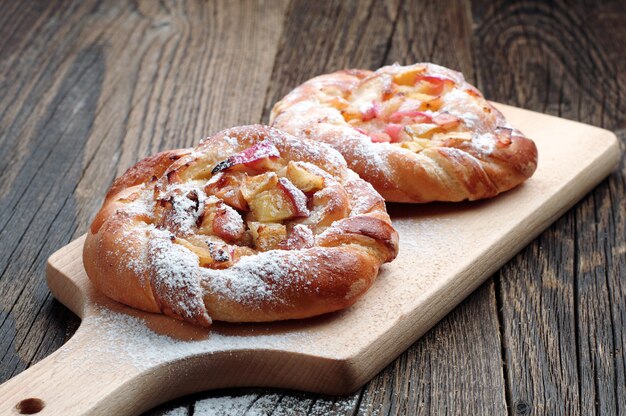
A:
[
  {"left": 211, "top": 206, "right": 246, "bottom": 243},
  {"left": 384, "top": 124, "right": 405, "bottom": 142},
  {"left": 277, "top": 177, "right": 310, "bottom": 217},
  {"left": 431, "top": 131, "right": 473, "bottom": 143},
  {"left": 354, "top": 127, "right": 391, "bottom": 143},
  {"left": 319, "top": 85, "right": 345, "bottom": 97},
  {"left": 286, "top": 162, "right": 325, "bottom": 192},
  {"left": 465, "top": 88, "right": 481, "bottom": 98},
  {"left": 342, "top": 110, "right": 362, "bottom": 122},
  {"left": 198, "top": 199, "right": 246, "bottom": 243},
  {"left": 343, "top": 101, "right": 381, "bottom": 122},
  {"left": 378, "top": 96, "right": 403, "bottom": 118},
  {"left": 395, "top": 98, "right": 423, "bottom": 112},
  {"left": 174, "top": 237, "right": 232, "bottom": 268},
  {"left": 405, "top": 123, "right": 440, "bottom": 139},
  {"left": 414, "top": 75, "right": 455, "bottom": 96},
  {"left": 361, "top": 102, "right": 381, "bottom": 121},
  {"left": 397, "top": 139, "right": 430, "bottom": 153},
  {"left": 248, "top": 222, "right": 287, "bottom": 251},
  {"left": 495, "top": 127, "right": 513, "bottom": 147},
  {"left": 204, "top": 171, "right": 248, "bottom": 210},
  {"left": 241, "top": 172, "right": 278, "bottom": 202},
  {"left": 432, "top": 112, "right": 461, "bottom": 130},
  {"left": 421, "top": 96, "right": 443, "bottom": 111},
  {"left": 392, "top": 66, "right": 426, "bottom": 86},
  {"left": 297, "top": 185, "right": 349, "bottom": 229},
  {"left": 176, "top": 154, "right": 217, "bottom": 181},
  {"left": 342, "top": 74, "right": 392, "bottom": 121},
  {"left": 154, "top": 189, "right": 201, "bottom": 235},
  {"left": 211, "top": 141, "right": 281, "bottom": 174},
  {"left": 406, "top": 91, "right": 437, "bottom": 102},
  {"left": 328, "top": 96, "right": 349, "bottom": 110},
  {"left": 351, "top": 73, "right": 393, "bottom": 102},
  {"left": 388, "top": 109, "right": 432, "bottom": 124},
  {"left": 248, "top": 178, "right": 310, "bottom": 222},
  {"left": 248, "top": 189, "right": 297, "bottom": 222}
]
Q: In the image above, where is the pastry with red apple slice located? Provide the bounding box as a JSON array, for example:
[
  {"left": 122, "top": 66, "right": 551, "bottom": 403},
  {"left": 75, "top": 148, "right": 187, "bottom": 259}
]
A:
[
  {"left": 271, "top": 63, "right": 538, "bottom": 202},
  {"left": 84, "top": 125, "right": 398, "bottom": 327}
]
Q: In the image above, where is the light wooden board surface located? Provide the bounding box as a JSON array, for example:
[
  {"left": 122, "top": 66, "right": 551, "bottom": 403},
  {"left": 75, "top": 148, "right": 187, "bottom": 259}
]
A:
[{"left": 0, "top": 103, "right": 619, "bottom": 416}]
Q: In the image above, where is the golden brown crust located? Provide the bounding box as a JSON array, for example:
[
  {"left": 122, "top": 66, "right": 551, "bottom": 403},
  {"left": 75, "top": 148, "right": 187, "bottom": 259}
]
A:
[
  {"left": 84, "top": 125, "right": 398, "bottom": 326},
  {"left": 270, "top": 63, "right": 538, "bottom": 202},
  {"left": 105, "top": 149, "right": 191, "bottom": 201}
]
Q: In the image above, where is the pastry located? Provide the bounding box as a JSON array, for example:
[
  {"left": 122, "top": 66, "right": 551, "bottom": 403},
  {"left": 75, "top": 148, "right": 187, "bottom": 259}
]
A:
[
  {"left": 84, "top": 125, "right": 398, "bottom": 326},
  {"left": 270, "top": 63, "right": 538, "bottom": 202}
]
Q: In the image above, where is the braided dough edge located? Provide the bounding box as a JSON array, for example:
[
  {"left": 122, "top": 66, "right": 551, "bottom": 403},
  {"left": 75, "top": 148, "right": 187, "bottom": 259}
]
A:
[
  {"left": 270, "top": 64, "right": 538, "bottom": 202},
  {"left": 83, "top": 125, "right": 398, "bottom": 326}
]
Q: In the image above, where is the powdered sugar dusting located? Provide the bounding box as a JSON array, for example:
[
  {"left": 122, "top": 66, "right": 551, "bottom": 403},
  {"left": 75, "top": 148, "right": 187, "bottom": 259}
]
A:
[
  {"left": 319, "top": 123, "right": 392, "bottom": 180},
  {"left": 122, "top": 187, "right": 154, "bottom": 218},
  {"left": 472, "top": 132, "right": 496, "bottom": 154},
  {"left": 202, "top": 250, "right": 317, "bottom": 304},
  {"left": 149, "top": 227, "right": 207, "bottom": 321},
  {"left": 57, "top": 307, "right": 310, "bottom": 372},
  {"left": 167, "top": 183, "right": 208, "bottom": 234},
  {"left": 194, "top": 394, "right": 259, "bottom": 415},
  {"left": 223, "top": 135, "right": 238, "bottom": 146},
  {"left": 441, "top": 88, "right": 494, "bottom": 134}
]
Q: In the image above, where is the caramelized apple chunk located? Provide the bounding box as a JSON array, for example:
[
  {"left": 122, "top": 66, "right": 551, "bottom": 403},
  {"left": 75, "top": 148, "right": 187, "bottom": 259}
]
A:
[
  {"left": 244, "top": 175, "right": 309, "bottom": 222},
  {"left": 248, "top": 221, "right": 287, "bottom": 251},
  {"left": 286, "top": 162, "right": 325, "bottom": 192},
  {"left": 212, "top": 141, "right": 281, "bottom": 174},
  {"left": 342, "top": 74, "right": 392, "bottom": 121},
  {"left": 176, "top": 154, "right": 217, "bottom": 181},
  {"left": 277, "top": 178, "right": 309, "bottom": 215},
  {"left": 198, "top": 198, "right": 246, "bottom": 244},
  {"left": 241, "top": 172, "right": 279, "bottom": 201},
  {"left": 204, "top": 171, "right": 248, "bottom": 210},
  {"left": 392, "top": 66, "right": 426, "bottom": 85},
  {"left": 296, "top": 184, "right": 349, "bottom": 230},
  {"left": 174, "top": 237, "right": 232, "bottom": 269}
]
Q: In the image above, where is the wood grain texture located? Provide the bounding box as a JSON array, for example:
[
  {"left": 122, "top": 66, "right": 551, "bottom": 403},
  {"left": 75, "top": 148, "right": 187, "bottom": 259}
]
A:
[
  {"left": 471, "top": 0, "right": 626, "bottom": 415},
  {"left": 0, "top": 0, "right": 624, "bottom": 415},
  {"left": 1, "top": 102, "right": 616, "bottom": 415}
]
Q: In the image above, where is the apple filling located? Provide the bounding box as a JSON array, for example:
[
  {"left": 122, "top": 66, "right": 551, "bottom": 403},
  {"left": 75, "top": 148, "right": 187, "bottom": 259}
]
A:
[
  {"left": 154, "top": 141, "right": 339, "bottom": 268},
  {"left": 337, "top": 66, "right": 483, "bottom": 153}
]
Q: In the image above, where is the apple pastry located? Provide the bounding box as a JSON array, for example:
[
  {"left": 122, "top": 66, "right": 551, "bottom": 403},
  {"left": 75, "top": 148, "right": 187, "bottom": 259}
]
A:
[
  {"left": 83, "top": 125, "right": 398, "bottom": 326},
  {"left": 270, "top": 63, "right": 538, "bottom": 202}
]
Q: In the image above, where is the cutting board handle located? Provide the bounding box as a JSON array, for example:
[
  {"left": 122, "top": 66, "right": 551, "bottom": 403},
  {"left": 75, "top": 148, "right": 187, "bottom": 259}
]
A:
[{"left": 0, "top": 324, "right": 145, "bottom": 416}]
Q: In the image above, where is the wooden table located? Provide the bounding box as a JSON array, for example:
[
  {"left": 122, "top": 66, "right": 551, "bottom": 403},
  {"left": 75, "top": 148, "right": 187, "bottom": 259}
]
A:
[{"left": 0, "top": 1, "right": 623, "bottom": 415}]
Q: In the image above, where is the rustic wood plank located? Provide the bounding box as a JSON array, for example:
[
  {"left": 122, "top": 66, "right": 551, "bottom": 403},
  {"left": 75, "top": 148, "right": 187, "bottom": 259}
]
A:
[
  {"left": 384, "top": 0, "right": 475, "bottom": 78},
  {"left": 142, "top": 1, "right": 509, "bottom": 415},
  {"left": 356, "top": 280, "right": 507, "bottom": 415},
  {"left": 147, "top": 0, "right": 402, "bottom": 413},
  {"left": 353, "top": 1, "right": 508, "bottom": 414},
  {"left": 1, "top": 1, "right": 624, "bottom": 415},
  {"left": 0, "top": 0, "right": 289, "bottom": 389},
  {"left": 470, "top": 0, "right": 626, "bottom": 414},
  {"left": 261, "top": 0, "right": 401, "bottom": 122}
]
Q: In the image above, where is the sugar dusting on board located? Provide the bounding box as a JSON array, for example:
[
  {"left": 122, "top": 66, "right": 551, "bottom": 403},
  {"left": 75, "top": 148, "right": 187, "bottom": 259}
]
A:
[
  {"left": 57, "top": 307, "right": 310, "bottom": 372},
  {"left": 193, "top": 391, "right": 360, "bottom": 415}
]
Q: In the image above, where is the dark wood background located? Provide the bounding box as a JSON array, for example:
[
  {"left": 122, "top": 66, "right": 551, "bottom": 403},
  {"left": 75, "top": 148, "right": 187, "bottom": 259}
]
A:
[{"left": 1, "top": 1, "right": 624, "bottom": 414}]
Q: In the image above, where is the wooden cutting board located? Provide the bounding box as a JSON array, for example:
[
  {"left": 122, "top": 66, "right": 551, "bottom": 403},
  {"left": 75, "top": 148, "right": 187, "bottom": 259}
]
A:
[{"left": 0, "top": 104, "right": 619, "bottom": 416}]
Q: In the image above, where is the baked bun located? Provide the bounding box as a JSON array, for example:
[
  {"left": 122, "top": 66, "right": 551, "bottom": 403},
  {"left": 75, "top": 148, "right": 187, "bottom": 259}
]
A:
[
  {"left": 84, "top": 125, "right": 398, "bottom": 326},
  {"left": 270, "top": 63, "right": 538, "bottom": 202}
]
